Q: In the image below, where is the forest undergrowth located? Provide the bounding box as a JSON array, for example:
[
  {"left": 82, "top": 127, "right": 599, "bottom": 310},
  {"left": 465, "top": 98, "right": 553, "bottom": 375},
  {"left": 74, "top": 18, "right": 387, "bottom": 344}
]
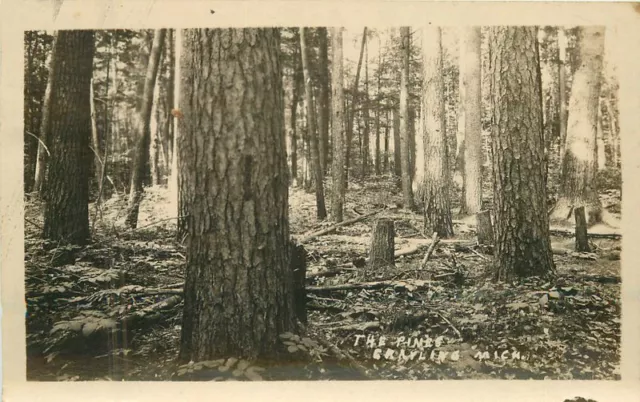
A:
[{"left": 24, "top": 175, "right": 621, "bottom": 381}]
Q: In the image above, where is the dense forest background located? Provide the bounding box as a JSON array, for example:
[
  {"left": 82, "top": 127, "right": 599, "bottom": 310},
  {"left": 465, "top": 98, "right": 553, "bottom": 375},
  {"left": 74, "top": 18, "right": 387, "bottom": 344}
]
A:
[{"left": 24, "top": 27, "right": 621, "bottom": 383}]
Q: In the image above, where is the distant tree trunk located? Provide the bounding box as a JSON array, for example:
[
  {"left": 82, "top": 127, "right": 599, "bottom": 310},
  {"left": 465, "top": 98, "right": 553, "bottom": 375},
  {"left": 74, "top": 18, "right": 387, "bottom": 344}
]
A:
[
  {"left": 331, "top": 28, "right": 346, "bottom": 223},
  {"left": 421, "top": 27, "right": 453, "bottom": 238},
  {"left": 24, "top": 32, "right": 40, "bottom": 193},
  {"left": 551, "top": 27, "right": 605, "bottom": 225},
  {"left": 362, "top": 40, "right": 370, "bottom": 178},
  {"left": 42, "top": 30, "right": 94, "bottom": 246},
  {"left": 34, "top": 32, "right": 58, "bottom": 196},
  {"left": 345, "top": 27, "right": 367, "bottom": 188},
  {"left": 489, "top": 26, "right": 555, "bottom": 281},
  {"left": 290, "top": 30, "right": 302, "bottom": 186},
  {"left": 178, "top": 28, "right": 296, "bottom": 362},
  {"left": 393, "top": 108, "right": 401, "bottom": 177},
  {"left": 383, "top": 110, "right": 390, "bottom": 172},
  {"left": 375, "top": 40, "right": 382, "bottom": 176},
  {"left": 456, "top": 28, "right": 466, "bottom": 173},
  {"left": 170, "top": 29, "right": 185, "bottom": 238},
  {"left": 399, "top": 26, "right": 414, "bottom": 210},
  {"left": 89, "top": 78, "right": 101, "bottom": 188},
  {"left": 125, "top": 29, "right": 166, "bottom": 229},
  {"left": 162, "top": 30, "right": 174, "bottom": 179},
  {"left": 300, "top": 27, "right": 327, "bottom": 220},
  {"left": 318, "top": 27, "right": 330, "bottom": 173},
  {"left": 408, "top": 107, "right": 416, "bottom": 180},
  {"left": 558, "top": 27, "right": 568, "bottom": 157},
  {"left": 460, "top": 27, "right": 483, "bottom": 215}
]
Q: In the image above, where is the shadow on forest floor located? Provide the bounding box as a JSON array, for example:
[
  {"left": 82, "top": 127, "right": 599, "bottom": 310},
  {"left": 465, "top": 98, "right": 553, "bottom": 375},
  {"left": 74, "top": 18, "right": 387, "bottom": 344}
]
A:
[{"left": 24, "top": 176, "right": 621, "bottom": 381}]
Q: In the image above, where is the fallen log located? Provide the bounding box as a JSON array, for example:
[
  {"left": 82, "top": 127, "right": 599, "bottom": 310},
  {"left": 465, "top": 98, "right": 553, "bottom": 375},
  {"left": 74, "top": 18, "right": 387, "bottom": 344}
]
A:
[
  {"left": 324, "top": 321, "right": 381, "bottom": 332},
  {"left": 306, "top": 266, "right": 358, "bottom": 279},
  {"left": 297, "top": 210, "right": 383, "bottom": 243},
  {"left": 551, "top": 227, "right": 621, "bottom": 239},
  {"left": 307, "top": 279, "right": 431, "bottom": 293}
]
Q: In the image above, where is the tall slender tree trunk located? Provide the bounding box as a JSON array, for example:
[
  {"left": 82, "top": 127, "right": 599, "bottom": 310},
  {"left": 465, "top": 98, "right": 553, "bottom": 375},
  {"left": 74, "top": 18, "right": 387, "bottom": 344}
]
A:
[
  {"left": 162, "top": 30, "right": 174, "bottom": 180},
  {"left": 125, "top": 29, "right": 166, "bottom": 229},
  {"left": 393, "top": 107, "right": 401, "bottom": 177},
  {"left": 34, "top": 32, "right": 58, "bottom": 196},
  {"left": 318, "top": 27, "right": 330, "bottom": 173},
  {"left": 551, "top": 27, "right": 605, "bottom": 225},
  {"left": 460, "top": 27, "right": 483, "bottom": 215},
  {"left": 375, "top": 37, "right": 382, "bottom": 176},
  {"left": 489, "top": 26, "right": 555, "bottom": 281},
  {"left": 42, "top": 30, "right": 94, "bottom": 246},
  {"left": 300, "top": 28, "right": 327, "bottom": 220},
  {"left": 331, "top": 27, "right": 346, "bottom": 223},
  {"left": 345, "top": 28, "right": 367, "bottom": 188},
  {"left": 362, "top": 39, "right": 370, "bottom": 178},
  {"left": 421, "top": 27, "right": 453, "bottom": 238},
  {"left": 557, "top": 27, "right": 568, "bottom": 159},
  {"left": 178, "top": 28, "right": 296, "bottom": 361},
  {"left": 399, "top": 27, "right": 414, "bottom": 210},
  {"left": 384, "top": 110, "right": 390, "bottom": 172},
  {"left": 89, "top": 78, "right": 102, "bottom": 189}
]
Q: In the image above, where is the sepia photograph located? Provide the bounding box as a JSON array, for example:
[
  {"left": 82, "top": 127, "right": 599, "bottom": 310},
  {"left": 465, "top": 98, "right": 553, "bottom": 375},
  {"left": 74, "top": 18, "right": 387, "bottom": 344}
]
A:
[
  {"left": 2, "top": 1, "right": 640, "bottom": 402},
  {"left": 22, "top": 24, "right": 623, "bottom": 382}
]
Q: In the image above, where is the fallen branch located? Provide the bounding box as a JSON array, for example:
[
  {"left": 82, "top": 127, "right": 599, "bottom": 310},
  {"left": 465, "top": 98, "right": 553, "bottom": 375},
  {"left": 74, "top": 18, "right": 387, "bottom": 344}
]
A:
[
  {"left": 324, "top": 321, "right": 381, "bottom": 332},
  {"left": 306, "top": 267, "right": 358, "bottom": 280},
  {"left": 297, "top": 209, "right": 382, "bottom": 243},
  {"left": 419, "top": 232, "right": 440, "bottom": 270}
]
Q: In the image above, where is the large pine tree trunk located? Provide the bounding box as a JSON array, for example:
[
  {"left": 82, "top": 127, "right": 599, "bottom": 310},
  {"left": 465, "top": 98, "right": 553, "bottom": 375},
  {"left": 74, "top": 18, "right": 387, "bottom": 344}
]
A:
[
  {"left": 33, "top": 32, "right": 58, "bottom": 196},
  {"left": 178, "top": 28, "right": 296, "bottom": 362},
  {"left": 489, "top": 27, "right": 556, "bottom": 281},
  {"left": 399, "top": 27, "right": 414, "bottom": 210},
  {"left": 460, "top": 27, "right": 483, "bottom": 215},
  {"left": 125, "top": 29, "right": 166, "bottom": 228},
  {"left": 331, "top": 28, "right": 346, "bottom": 223},
  {"left": 318, "top": 27, "right": 330, "bottom": 173},
  {"left": 551, "top": 27, "right": 605, "bottom": 225},
  {"left": 421, "top": 27, "right": 453, "bottom": 238},
  {"left": 300, "top": 28, "right": 327, "bottom": 220},
  {"left": 42, "top": 30, "right": 94, "bottom": 246}
]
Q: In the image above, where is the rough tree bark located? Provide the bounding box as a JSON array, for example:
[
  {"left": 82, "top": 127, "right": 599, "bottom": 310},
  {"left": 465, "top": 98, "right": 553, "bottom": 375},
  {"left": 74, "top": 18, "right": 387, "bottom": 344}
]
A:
[
  {"left": 178, "top": 28, "right": 296, "bottom": 361},
  {"left": 300, "top": 27, "right": 327, "bottom": 220},
  {"left": 489, "top": 26, "right": 556, "bottom": 281},
  {"left": 125, "top": 29, "right": 166, "bottom": 229},
  {"left": 42, "top": 30, "right": 94, "bottom": 246},
  {"left": 551, "top": 27, "right": 605, "bottom": 225},
  {"left": 460, "top": 27, "right": 483, "bottom": 215},
  {"left": 420, "top": 27, "right": 454, "bottom": 238},
  {"left": 399, "top": 27, "right": 415, "bottom": 210},
  {"left": 331, "top": 27, "right": 346, "bottom": 223}
]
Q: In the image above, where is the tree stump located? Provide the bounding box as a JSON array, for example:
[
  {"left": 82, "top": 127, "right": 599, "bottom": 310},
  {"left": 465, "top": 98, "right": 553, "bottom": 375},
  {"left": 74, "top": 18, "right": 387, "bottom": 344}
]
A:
[
  {"left": 369, "top": 218, "right": 395, "bottom": 269},
  {"left": 290, "top": 242, "right": 308, "bottom": 324},
  {"left": 476, "top": 210, "right": 494, "bottom": 245},
  {"left": 574, "top": 206, "right": 591, "bottom": 252}
]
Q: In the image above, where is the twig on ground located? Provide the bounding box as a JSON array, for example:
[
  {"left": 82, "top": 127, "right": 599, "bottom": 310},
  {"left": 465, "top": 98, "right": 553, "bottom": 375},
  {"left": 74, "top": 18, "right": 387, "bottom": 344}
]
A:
[{"left": 297, "top": 209, "right": 382, "bottom": 243}]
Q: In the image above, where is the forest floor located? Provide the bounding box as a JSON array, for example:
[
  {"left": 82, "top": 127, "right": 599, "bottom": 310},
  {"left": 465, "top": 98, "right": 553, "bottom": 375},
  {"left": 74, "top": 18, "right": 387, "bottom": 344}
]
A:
[{"left": 24, "top": 175, "right": 622, "bottom": 381}]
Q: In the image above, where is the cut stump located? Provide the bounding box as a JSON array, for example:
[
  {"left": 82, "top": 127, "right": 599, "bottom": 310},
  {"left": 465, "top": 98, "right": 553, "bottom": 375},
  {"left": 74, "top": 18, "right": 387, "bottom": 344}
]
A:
[
  {"left": 574, "top": 206, "right": 591, "bottom": 252},
  {"left": 369, "top": 218, "right": 395, "bottom": 269}
]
